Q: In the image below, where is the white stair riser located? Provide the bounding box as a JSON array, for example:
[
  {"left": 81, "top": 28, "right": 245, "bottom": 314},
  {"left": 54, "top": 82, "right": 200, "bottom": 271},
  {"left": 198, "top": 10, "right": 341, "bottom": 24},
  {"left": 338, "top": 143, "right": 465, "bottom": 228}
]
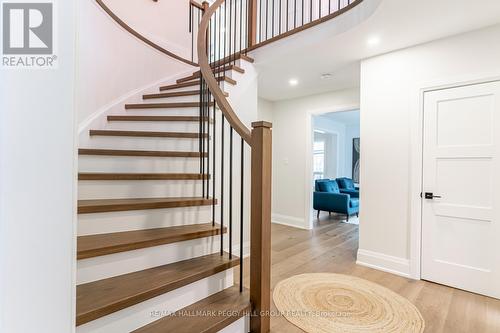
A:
[
  {"left": 76, "top": 270, "right": 233, "bottom": 333},
  {"left": 78, "top": 206, "right": 213, "bottom": 235},
  {"left": 141, "top": 95, "right": 200, "bottom": 103},
  {"left": 77, "top": 237, "right": 222, "bottom": 284},
  {"left": 78, "top": 155, "right": 201, "bottom": 173},
  {"left": 78, "top": 180, "right": 205, "bottom": 200},
  {"left": 218, "top": 316, "right": 249, "bottom": 333},
  {"left": 123, "top": 107, "right": 200, "bottom": 117},
  {"left": 105, "top": 120, "right": 202, "bottom": 132},
  {"left": 85, "top": 136, "right": 200, "bottom": 151}
]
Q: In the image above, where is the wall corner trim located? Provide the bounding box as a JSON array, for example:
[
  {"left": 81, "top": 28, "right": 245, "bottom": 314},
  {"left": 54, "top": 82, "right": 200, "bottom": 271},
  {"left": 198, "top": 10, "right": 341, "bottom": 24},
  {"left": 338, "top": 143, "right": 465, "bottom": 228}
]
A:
[{"left": 356, "top": 249, "right": 413, "bottom": 279}]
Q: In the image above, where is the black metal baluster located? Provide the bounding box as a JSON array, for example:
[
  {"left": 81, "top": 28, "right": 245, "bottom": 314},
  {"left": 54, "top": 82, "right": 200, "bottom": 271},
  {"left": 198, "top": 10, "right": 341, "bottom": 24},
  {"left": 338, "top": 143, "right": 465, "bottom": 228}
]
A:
[
  {"left": 201, "top": 81, "right": 206, "bottom": 196},
  {"left": 246, "top": 0, "right": 249, "bottom": 50},
  {"left": 265, "top": 0, "right": 268, "bottom": 40},
  {"left": 310, "top": 0, "right": 312, "bottom": 22},
  {"left": 212, "top": 101, "right": 217, "bottom": 227},
  {"left": 319, "top": 0, "right": 321, "bottom": 18},
  {"left": 279, "top": 0, "right": 282, "bottom": 34},
  {"left": 286, "top": 0, "right": 288, "bottom": 31},
  {"left": 229, "top": 127, "right": 233, "bottom": 259},
  {"left": 218, "top": 9, "right": 221, "bottom": 69},
  {"left": 190, "top": 5, "right": 193, "bottom": 62},
  {"left": 239, "top": 138, "right": 244, "bottom": 292},
  {"left": 229, "top": 0, "right": 233, "bottom": 65},
  {"left": 199, "top": 79, "right": 203, "bottom": 176},
  {"left": 243, "top": 0, "right": 250, "bottom": 50},
  {"left": 259, "top": 0, "right": 263, "bottom": 42},
  {"left": 294, "top": 0, "right": 296, "bottom": 28},
  {"left": 271, "top": 0, "right": 274, "bottom": 38},
  {"left": 234, "top": 0, "right": 237, "bottom": 64},
  {"left": 301, "top": 0, "right": 304, "bottom": 25},
  {"left": 338, "top": 0, "right": 340, "bottom": 11},
  {"left": 206, "top": 89, "right": 211, "bottom": 199},
  {"left": 239, "top": 0, "right": 243, "bottom": 57},
  {"left": 220, "top": 114, "right": 225, "bottom": 256}
]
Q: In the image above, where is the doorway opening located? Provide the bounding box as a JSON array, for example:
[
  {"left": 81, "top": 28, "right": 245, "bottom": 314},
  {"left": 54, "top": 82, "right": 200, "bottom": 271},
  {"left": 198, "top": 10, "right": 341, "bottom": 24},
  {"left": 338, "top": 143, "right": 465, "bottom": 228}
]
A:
[{"left": 311, "top": 109, "right": 360, "bottom": 227}]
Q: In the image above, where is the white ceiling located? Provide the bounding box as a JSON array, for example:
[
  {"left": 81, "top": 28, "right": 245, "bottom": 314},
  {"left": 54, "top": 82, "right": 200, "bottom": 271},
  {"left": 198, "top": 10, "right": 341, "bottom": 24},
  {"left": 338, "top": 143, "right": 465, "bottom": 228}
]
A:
[{"left": 252, "top": 0, "right": 500, "bottom": 101}]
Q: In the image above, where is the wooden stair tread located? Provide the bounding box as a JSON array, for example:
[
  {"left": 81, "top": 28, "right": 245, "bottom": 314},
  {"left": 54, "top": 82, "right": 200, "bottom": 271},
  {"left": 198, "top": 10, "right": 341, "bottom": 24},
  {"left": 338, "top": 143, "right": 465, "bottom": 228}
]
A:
[
  {"left": 133, "top": 286, "right": 250, "bottom": 333},
  {"left": 77, "top": 223, "right": 225, "bottom": 259},
  {"left": 209, "top": 53, "right": 254, "bottom": 68},
  {"left": 107, "top": 115, "right": 205, "bottom": 122},
  {"left": 78, "top": 172, "right": 208, "bottom": 181},
  {"left": 89, "top": 130, "right": 206, "bottom": 138},
  {"left": 143, "top": 90, "right": 228, "bottom": 99},
  {"left": 143, "top": 90, "right": 199, "bottom": 99},
  {"left": 178, "top": 65, "right": 245, "bottom": 83},
  {"left": 76, "top": 253, "right": 239, "bottom": 326},
  {"left": 78, "top": 148, "right": 206, "bottom": 158},
  {"left": 159, "top": 76, "right": 235, "bottom": 91},
  {"left": 78, "top": 196, "right": 215, "bottom": 214},
  {"left": 125, "top": 102, "right": 215, "bottom": 109}
]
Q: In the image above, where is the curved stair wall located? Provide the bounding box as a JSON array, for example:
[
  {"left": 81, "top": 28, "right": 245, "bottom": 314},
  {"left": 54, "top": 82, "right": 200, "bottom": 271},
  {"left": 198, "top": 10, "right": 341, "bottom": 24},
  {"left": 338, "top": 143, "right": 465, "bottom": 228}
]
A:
[{"left": 77, "top": 0, "right": 194, "bottom": 127}]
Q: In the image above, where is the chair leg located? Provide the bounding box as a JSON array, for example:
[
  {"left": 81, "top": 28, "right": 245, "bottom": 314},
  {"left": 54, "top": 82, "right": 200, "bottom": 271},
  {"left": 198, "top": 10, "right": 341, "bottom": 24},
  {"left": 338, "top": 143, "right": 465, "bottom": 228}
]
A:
[
  {"left": 356, "top": 213, "right": 359, "bottom": 218},
  {"left": 317, "top": 210, "right": 320, "bottom": 219},
  {"left": 346, "top": 214, "right": 349, "bottom": 222},
  {"left": 329, "top": 211, "right": 331, "bottom": 217}
]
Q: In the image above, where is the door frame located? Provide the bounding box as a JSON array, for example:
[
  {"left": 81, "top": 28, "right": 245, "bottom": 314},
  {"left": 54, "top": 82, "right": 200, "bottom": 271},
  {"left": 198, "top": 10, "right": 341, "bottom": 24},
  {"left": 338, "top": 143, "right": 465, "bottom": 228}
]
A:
[{"left": 409, "top": 74, "right": 500, "bottom": 280}]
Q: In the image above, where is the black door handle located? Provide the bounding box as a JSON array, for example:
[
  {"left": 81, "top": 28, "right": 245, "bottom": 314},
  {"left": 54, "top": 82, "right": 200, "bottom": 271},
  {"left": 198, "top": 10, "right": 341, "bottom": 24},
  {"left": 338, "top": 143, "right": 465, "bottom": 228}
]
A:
[{"left": 424, "top": 192, "right": 442, "bottom": 199}]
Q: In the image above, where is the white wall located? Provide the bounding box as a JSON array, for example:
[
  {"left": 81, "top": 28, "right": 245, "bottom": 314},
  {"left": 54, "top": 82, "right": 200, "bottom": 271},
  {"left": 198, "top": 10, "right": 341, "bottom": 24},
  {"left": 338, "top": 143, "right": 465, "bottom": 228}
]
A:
[
  {"left": 76, "top": 0, "right": 194, "bottom": 126},
  {"left": 105, "top": 0, "right": 193, "bottom": 58},
  {"left": 257, "top": 98, "right": 274, "bottom": 123},
  {"left": 0, "top": 1, "right": 77, "bottom": 332},
  {"left": 270, "top": 88, "right": 360, "bottom": 229},
  {"left": 358, "top": 24, "right": 500, "bottom": 278}
]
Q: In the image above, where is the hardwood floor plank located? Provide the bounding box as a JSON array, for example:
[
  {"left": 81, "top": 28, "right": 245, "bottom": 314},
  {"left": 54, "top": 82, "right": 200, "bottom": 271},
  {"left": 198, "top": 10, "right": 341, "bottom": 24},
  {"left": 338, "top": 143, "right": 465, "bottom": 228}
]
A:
[{"left": 233, "top": 215, "right": 500, "bottom": 332}]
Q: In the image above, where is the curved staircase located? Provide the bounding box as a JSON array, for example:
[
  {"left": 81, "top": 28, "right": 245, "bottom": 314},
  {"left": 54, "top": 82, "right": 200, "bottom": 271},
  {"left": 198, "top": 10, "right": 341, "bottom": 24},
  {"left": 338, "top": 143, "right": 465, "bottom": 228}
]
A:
[
  {"left": 77, "top": 0, "right": 362, "bottom": 330},
  {"left": 77, "top": 56, "right": 254, "bottom": 332}
]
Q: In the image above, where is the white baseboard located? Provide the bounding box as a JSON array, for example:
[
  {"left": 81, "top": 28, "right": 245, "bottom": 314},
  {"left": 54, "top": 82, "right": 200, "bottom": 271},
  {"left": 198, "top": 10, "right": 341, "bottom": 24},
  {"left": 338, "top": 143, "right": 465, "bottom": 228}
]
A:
[
  {"left": 356, "top": 249, "right": 411, "bottom": 278},
  {"left": 271, "top": 213, "right": 310, "bottom": 230}
]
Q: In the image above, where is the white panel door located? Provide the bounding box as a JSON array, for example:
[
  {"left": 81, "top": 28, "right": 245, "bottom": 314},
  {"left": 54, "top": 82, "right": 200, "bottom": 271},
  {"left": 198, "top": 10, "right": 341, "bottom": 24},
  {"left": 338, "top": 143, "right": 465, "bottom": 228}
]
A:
[{"left": 422, "top": 81, "right": 500, "bottom": 299}]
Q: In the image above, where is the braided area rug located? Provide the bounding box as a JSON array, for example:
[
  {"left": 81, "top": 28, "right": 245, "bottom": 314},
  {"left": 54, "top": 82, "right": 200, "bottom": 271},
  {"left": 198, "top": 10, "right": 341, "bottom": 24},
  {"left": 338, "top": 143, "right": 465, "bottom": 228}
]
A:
[{"left": 273, "top": 273, "right": 425, "bottom": 333}]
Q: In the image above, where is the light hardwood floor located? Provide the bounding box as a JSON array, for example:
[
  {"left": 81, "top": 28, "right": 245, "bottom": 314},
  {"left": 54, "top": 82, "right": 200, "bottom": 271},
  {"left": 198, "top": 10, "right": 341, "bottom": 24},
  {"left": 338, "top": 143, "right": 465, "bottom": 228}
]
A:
[{"left": 236, "top": 213, "right": 500, "bottom": 333}]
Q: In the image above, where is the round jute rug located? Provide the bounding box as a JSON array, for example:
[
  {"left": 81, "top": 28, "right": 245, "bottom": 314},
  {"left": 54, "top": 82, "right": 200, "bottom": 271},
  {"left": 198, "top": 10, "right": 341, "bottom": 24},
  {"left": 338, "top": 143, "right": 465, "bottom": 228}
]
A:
[{"left": 273, "top": 273, "right": 425, "bottom": 333}]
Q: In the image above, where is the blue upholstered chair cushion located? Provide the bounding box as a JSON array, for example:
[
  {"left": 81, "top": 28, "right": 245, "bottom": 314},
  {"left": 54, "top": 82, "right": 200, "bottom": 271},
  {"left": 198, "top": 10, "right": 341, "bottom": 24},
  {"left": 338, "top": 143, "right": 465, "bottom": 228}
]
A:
[
  {"left": 337, "top": 178, "right": 355, "bottom": 190},
  {"left": 350, "top": 198, "right": 360, "bottom": 208},
  {"left": 317, "top": 180, "right": 340, "bottom": 193}
]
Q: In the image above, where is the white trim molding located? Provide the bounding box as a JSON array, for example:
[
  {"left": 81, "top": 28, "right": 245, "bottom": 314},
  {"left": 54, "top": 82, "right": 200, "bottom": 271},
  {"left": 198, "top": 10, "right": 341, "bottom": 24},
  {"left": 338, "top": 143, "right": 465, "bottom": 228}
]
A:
[
  {"left": 356, "top": 249, "right": 411, "bottom": 278},
  {"left": 272, "top": 213, "right": 310, "bottom": 230}
]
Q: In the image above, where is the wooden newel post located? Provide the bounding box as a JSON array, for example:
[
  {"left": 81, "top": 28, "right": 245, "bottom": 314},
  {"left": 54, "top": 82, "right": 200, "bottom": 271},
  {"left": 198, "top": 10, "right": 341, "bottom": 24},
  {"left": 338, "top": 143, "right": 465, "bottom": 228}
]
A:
[
  {"left": 250, "top": 121, "right": 272, "bottom": 333},
  {"left": 247, "top": 0, "right": 258, "bottom": 47}
]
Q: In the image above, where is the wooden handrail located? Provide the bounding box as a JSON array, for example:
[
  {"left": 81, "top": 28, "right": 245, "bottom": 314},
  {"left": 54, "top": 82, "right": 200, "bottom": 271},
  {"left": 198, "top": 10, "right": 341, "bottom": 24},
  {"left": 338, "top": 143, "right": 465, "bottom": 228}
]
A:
[
  {"left": 197, "top": 0, "right": 252, "bottom": 144},
  {"left": 95, "top": 0, "right": 198, "bottom": 67}
]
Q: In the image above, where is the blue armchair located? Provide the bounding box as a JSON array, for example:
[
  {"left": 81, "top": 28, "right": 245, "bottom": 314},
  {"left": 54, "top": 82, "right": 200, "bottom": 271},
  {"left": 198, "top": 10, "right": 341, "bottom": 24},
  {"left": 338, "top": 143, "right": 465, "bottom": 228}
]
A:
[
  {"left": 336, "top": 177, "right": 359, "bottom": 198},
  {"left": 314, "top": 179, "right": 359, "bottom": 221}
]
